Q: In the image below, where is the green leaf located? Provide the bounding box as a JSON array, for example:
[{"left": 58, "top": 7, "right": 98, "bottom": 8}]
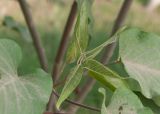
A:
[
  {"left": 85, "top": 26, "right": 127, "bottom": 60},
  {"left": 56, "top": 65, "right": 83, "bottom": 109},
  {"left": 137, "top": 92, "right": 160, "bottom": 113},
  {"left": 76, "top": 0, "right": 94, "bottom": 6},
  {"left": 98, "top": 88, "right": 107, "bottom": 114},
  {"left": 99, "top": 87, "right": 154, "bottom": 114},
  {"left": 138, "top": 108, "right": 154, "bottom": 114},
  {"left": 84, "top": 59, "right": 128, "bottom": 90},
  {"left": 0, "top": 39, "right": 52, "bottom": 114},
  {"left": 119, "top": 27, "right": 160, "bottom": 106},
  {"left": 3, "top": 16, "right": 31, "bottom": 42},
  {"left": 66, "top": 0, "right": 92, "bottom": 63},
  {"left": 85, "top": 36, "right": 117, "bottom": 59}
]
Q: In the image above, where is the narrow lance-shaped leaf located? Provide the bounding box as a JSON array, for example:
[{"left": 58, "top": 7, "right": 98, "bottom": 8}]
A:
[
  {"left": 57, "top": 0, "right": 93, "bottom": 109},
  {"left": 0, "top": 39, "right": 52, "bottom": 114},
  {"left": 56, "top": 65, "right": 83, "bottom": 109},
  {"left": 119, "top": 27, "right": 160, "bottom": 106},
  {"left": 99, "top": 87, "right": 154, "bottom": 114},
  {"left": 66, "top": 0, "right": 92, "bottom": 63},
  {"left": 85, "top": 36, "right": 117, "bottom": 59},
  {"left": 83, "top": 59, "right": 128, "bottom": 90},
  {"left": 85, "top": 26, "right": 127, "bottom": 60}
]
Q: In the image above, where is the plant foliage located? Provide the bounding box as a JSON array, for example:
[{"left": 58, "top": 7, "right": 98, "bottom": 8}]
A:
[
  {"left": 0, "top": 39, "right": 52, "bottom": 114},
  {"left": 1, "top": 0, "right": 160, "bottom": 114}
]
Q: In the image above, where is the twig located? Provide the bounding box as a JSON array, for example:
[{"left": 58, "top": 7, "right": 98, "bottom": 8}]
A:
[
  {"left": 66, "top": 0, "right": 133, "bottom": 113},
  {"left": 51, "top": 0, "right": 77, "bottom": 83},
  {"left": 43, "top": 89, "right": 100, "bottom": 114},
  {"left": 18, "top": 0, "right": 48, "bottom": 71},
  {"left": 53, "top": 77, "right": 67, "bottom": 88},
  {"left": 45, "top": 0, "right": 77, "bottom": 113},
  {"left": 67, "top": 78, "right": 96, "bottom": 113},
  {"left": 52, "top": 89, "right": 100, "bottom": 112},
  {"left": 101, "top": 0, "right": 133, "bottom": 64}
]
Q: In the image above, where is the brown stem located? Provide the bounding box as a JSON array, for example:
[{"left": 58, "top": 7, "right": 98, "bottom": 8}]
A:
[
  {"left": 52, "top": 0, "right": 77, "bottom": 83},
  {"left": 52, "top": 89, "right": 100, "bottom": 112},
  {"left": 67, "top": 0, "right": 133, "bottom": 113},
  {"left": 67, "top": 78, "right": 96, "bottom": 113},
  {"left": 18, "top": 0, "right": 48, "bottom": 71},
  {"left": 101, "top": 0, "right": 133, "bottom": 64},
  {"left": 43, "top": 89, "right": 100, "bottom": 114},
  {"left": 45, "top": 0, "right": 77, "bottom": 113}
]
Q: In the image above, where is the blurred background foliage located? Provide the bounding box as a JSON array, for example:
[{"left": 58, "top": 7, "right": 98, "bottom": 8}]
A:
[{"left": 0, "top": 0, "right": 160, "bottom": 113}]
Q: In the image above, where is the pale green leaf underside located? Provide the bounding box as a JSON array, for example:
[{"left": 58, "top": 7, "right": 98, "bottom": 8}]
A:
[
  {"left": 99, "top": 88, "right": 154, "bottom": 114},
  {"left": 56, "top": 65, "right": 83, "bottom": 109},
  {"left": 119, "top": 27, "right": 160, "bottom": 106},
  {"left": 0, "top": 39, "right": 52, "bottom": 114}
]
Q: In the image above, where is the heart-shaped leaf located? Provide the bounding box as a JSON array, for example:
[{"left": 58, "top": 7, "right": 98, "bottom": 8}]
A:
[
  {"left": 0, "top": 39, "right": 52, "bottom": 114},
  {"left": 119, "top": 27, "right": 160, "bottom": 106}
]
